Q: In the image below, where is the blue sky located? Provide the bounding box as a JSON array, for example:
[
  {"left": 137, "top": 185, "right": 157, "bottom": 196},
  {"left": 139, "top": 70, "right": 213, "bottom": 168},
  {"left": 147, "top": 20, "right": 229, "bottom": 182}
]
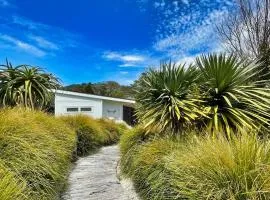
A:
[{"left": 0, "top": 0, "right": 234, "bottom": 85}]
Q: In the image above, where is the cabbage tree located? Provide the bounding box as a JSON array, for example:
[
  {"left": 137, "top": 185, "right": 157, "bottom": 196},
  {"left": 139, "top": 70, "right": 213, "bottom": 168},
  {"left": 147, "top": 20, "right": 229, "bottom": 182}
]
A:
[
  {"left": 135, "top": 62, "right": 203, "bottom": 133},
  {"left": 196, "top": 54, "right": 270, "bottom": 136},
  {"left": 0, "top": 61, "right": 60, "bottom": 109}
]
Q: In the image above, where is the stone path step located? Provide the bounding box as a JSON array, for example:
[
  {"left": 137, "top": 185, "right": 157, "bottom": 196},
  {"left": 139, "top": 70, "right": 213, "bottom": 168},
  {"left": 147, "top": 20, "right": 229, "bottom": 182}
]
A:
[{"left": 62, "top": 145, "right": 139, "bottom": 200}]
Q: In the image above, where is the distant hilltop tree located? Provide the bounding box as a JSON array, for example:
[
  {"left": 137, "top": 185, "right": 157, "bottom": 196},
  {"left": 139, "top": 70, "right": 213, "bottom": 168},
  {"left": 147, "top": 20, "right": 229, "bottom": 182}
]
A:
[{"left": 63, "top": 81, "right": 135, "bottom": 99}]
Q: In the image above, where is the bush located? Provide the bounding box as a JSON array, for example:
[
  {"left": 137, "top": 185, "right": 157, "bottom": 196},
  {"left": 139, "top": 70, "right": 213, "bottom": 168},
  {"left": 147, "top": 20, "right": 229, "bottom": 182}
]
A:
[
  {"left": 60, "top": 115, "right": 127, "bottom": 156},
  {"left": 120, "top": 129, "right": 270, "bottom": 200},
  {"left": 97, "top": 118, "right": 127, "bottom": 145},
  {"left": 196, "top": 54, "right": 270, "bottom": 136},
  {"left": 0, "top": 108, "right": 76, "bottom": 200},
  {"left": 134, "top": 54, "right": 270, "bottom": 136},
  {"left": 167, "top": 133, "right": 270, "bottom": 199},
  {"left": 60, "top": 115, "right": 105, "bottom": 156},
  {"left": 135, "top": 62, "right": 201, "bottom": 133}
]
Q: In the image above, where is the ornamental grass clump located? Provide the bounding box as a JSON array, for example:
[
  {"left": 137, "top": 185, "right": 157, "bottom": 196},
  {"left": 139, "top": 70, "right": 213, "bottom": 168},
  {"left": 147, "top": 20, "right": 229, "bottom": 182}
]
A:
[
  {"left": 120, "top": 129, "right": 270, "bottom": 200},
  {"left": 0, "top": 108, "right": 76, "bottom": 200},
  {"left": 166, "top": 132, "right": 270, "bottom": 199},
  {"left": 60, "top": 115, "right": 105, "bottom": 156},
  {"left": 97, "top": 118, "right": 127, "bottom": 145},
  {"left": 61, "top": 115, "right": 127, "bottom": 156},
  {"left": 127, "top": 138, "right": 182, "bottom": 200}
]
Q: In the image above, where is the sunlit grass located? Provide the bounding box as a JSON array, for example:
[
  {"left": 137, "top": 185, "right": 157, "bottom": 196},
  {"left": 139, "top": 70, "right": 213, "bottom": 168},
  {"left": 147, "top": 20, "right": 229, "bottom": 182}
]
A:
[
  {"left": 120, "top": 128, "right": 270, "bottom": 200},
  {"left": 0, "top": 108, "right": 76, "bottom": 200}
]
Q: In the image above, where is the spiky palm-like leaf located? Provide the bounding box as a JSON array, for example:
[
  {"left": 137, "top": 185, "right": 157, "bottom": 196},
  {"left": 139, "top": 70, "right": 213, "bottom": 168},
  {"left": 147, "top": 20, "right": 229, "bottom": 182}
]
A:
[
  {"left": 0, "top": 61, "right": 60, "bottom": 109},
  {"left": 196, "top": 54, "right": 270, "bottom": 136},
  {"left": 135, "top": 62, "right": 203, "bottom": 133}
]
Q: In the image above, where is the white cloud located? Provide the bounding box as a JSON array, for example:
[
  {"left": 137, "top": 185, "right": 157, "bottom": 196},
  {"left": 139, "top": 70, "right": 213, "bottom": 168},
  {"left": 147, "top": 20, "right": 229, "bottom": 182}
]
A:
[
  {"left": 0, "top": 34, "right": 46, "bottom": 57},
  {"left": 153, "top": 0, "right": 234, "bottom": 61},
  {"left": 154, "top": 0, "right": 166, "bottom": 8},
  {"left": 104, "top": 52, "right": 145, "bottom": 62},
  {"left": 0, "top": 14, "right": 83, "bottom": 57},
  {"left": 119, "top": 63, "right": 141, "bottom": 67},
  {"left": 29, "top": 35, "right": 59, "bottom": 50},
  {"left": 12, "top": 16, "right": 49, "bottom": 30},
  {"left": 176, "top": 55, "right": 197, "bottom": 65},
  {"left": 103, "top": 51, "right": 149, "bottom": 67},
  {"left": 181, "top": 0, "right": 189, "bottom": 5},
  {"left": 103, "top": 50, "right": 160, "bottom": 68}
]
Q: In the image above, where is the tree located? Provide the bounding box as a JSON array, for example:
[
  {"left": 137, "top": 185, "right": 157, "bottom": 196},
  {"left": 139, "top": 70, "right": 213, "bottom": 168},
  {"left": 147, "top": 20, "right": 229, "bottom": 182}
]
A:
[
  {"left": 217, "top": 0, "right": 270, "bottom": 80},
  {"left": 92, "top": 81, "right": 124, "bottom": 98},
  {"left": 63, "top": 81, "right": 134, "bottom": 99},
  {"left": 196, "top": 54, "right": 270, "bottom": 136},
  {"left": 0, "top": 61, "right": 60, "bottom": 109},
  {"left": 134, "top": 54, "right": 270, "bottom": 135},
  {"left": 64, "top": 82, "right": 94, "bottom": 94},
  {"left": 135, "top": 62, "right": 202, "bottom": 133}
]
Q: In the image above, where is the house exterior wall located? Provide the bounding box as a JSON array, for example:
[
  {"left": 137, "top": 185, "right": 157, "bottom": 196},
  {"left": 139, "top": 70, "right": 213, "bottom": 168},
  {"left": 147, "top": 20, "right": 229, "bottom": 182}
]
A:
[
  {"left": 102, "top": 100, "right": 123, "bottom": 121},
  {"left": 55, "top": 93, "right": 103, "bottom": 118}
]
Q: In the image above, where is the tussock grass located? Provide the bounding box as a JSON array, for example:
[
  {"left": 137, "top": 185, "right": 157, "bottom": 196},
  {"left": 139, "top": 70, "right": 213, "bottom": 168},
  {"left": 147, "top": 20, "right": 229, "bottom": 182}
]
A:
[
  {"left": 0, "top": 108, "right": 76, "bottom": 200},
  {"left": 97, "top": 118, "right": 126, "bottom": 145},
  {"left": 0, "top": 109, "right": 127, "bottom": 200},
  {"left": 167, "top": 133, "right": 270, "bottom": 199},
  {"left": 120, "top": 129, "right": 270, "bottom": 200},
  {"left": 60, "top": 115, "right": 127, "bottom": 156},
  {"left": 120, "top": 126, "right": 150, "bottom": 175},
  {"left": 60, "top": 115, "right": 105, "bottom": 156}
]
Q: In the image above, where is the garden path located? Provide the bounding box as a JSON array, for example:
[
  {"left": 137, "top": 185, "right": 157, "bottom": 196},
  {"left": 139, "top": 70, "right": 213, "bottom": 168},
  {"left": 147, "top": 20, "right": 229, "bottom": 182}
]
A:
[{"left": 62, "top": 145, "right": 139, "bottom": 200}]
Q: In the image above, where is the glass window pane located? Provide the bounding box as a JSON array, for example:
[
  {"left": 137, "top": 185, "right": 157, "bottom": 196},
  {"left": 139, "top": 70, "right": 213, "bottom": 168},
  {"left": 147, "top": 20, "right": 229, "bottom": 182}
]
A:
[
  {"left": 81, "top": 107, "right": 92, "bottom": 112},
  {"left": 67, "top": 107, "right": 79, "bottom": 112}
]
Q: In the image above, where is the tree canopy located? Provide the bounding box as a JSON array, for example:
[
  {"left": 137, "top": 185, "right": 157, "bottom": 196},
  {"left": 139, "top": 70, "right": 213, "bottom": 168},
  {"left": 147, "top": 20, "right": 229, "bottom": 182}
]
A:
[{"left": 63, "top": 81, "right": 135, "bottom": 99}]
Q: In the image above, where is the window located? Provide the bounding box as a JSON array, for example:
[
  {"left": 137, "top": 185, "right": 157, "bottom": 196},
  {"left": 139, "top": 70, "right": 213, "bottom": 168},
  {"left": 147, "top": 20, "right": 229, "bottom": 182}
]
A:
[
  {"left": 80, "top": 107, "right": 92, "bottom": 112},
  {"left": 107, "top": 109, "right": 116, "bottom": 113},
  {"left": 66, "top": 107, "right": 79, "bottom": 112}
]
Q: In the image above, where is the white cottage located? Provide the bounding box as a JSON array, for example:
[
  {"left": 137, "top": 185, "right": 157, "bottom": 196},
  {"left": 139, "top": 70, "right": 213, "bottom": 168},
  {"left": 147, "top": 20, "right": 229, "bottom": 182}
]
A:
[{"left": 54, "top": 90, "right": 135, "bottom": 124}]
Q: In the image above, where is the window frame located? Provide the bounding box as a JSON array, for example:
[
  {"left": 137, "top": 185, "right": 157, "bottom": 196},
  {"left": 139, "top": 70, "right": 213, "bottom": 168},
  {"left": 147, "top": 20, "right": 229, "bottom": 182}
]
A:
[
  {"left": 66, "top": 107, "right": 79, "bottom": 112},
  {"left": 80, "top": 107, "right": 93, "bottom": 112}
]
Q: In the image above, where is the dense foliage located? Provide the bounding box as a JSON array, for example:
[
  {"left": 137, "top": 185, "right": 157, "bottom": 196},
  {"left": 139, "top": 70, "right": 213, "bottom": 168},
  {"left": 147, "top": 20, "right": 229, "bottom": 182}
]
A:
[
  {"left": 63, "top": 81, "right": 135, "bottom": 99},
  {"left": 197, "top": 54, "right": 270, "bottom": 135},
  {"left": 60, "top": 115, "right": 127, "bottom": 156},
  {"left": 0, "top": 61, "right": 60, "bottom": 109},
  {"left": 135, "top": 63, "right": 203, "bottom": 133},
  {"left": 0, "top": 108, "right": 76, "bottom": 200},
  {"left": 120, "top": 128, "right": 270, "bottom": 200},
  {"left": 0, "top": 108, "right": 126, "bottom": 199},
  {"left": 135, "top": 54, "right": 270, "bottom": 135}
]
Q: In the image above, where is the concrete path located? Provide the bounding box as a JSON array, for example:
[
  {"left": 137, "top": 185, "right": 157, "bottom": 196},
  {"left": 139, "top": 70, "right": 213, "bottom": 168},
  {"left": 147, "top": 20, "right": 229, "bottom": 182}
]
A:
[{"left": 62, "top": 145, "right": 139, "bottom": 200}]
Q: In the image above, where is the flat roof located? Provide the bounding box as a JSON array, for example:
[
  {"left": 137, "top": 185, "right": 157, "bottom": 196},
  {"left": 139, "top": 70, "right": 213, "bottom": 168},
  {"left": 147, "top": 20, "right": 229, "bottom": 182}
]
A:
[{"left": 53, "top": 89, "right": 135, "bottom": 104}]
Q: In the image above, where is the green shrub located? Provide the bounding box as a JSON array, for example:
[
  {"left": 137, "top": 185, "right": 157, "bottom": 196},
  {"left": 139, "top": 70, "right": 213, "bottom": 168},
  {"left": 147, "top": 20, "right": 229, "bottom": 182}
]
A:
[
  {"left": 134, "top": 54, "right": 270, "bottom": 136},
  {"left": 196, "top": 54, "right": 270, "bottom": 136},
  {"left": 60, "top": 115, "right": 105, "bottom": 156},
  {"left": 0, "top": 108, "right": 76, "bottom": 200},
  {"left": 60, "top": 115, "right": 126, "bottom": 156},
  {"left": 120, "top": 128, "right": 270, "bottom": 200},
  {"left": 167, "top": 132, "right": 270, "bottom": 199},
  {"left": 120, "top": 126, "right": 151, "bottom": 175},
  {"left": 0, "top": 161, "right": 28, "bottom": 200},
  {"left": 97, "top": 118, "right": 127, "bottom": 145},
  {"left": 120, "top": 126, "right": 149, "bottom": 155},
  {"left": 129, "top": 139, "right": 181, "bottom": 200},
  {"left": 135, "top": 62, "right": 202, "bottom": 133}
]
